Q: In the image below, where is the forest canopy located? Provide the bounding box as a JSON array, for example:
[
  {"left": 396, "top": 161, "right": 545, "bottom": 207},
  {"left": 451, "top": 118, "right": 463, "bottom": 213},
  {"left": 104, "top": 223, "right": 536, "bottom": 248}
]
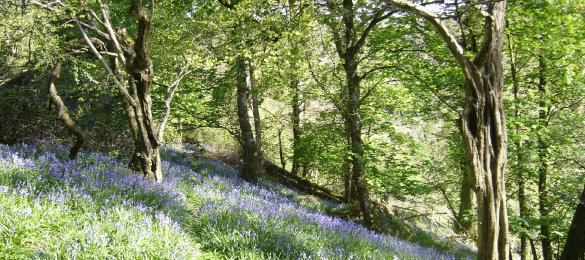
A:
[{"left": 1, "top": 0, "right": 584, "bottom": 259}]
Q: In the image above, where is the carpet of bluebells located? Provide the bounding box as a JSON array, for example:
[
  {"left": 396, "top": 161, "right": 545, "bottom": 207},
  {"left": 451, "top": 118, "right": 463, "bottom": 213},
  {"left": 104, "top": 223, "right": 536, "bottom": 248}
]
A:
[{"left": 0, "top": 142, "right": 476, "bottom": 259}]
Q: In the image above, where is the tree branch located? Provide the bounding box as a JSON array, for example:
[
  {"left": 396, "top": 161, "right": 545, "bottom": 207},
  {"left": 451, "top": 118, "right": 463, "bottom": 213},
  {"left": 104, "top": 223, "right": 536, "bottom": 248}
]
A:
[
  {"left": 359, "top": 65, "right": 398, "bottom": 80},
  {"left": 96, "top": 0, "right": 127, "bottom": 67},
  {"left": 354, "top": 10, "right": 394, "bottom": 52},
  {"left": 158, "top": 66, "right": 197, "bottom": 140},
  {"left": 183, "top": 123, "right": 243, "bottom": 147},
  {"left": 384, "top": 0, "right": 466, "bottom": 71},
  {"left": 394, "top": 65, "right": 460, "bottom": 113},
  {"left": 77, "top": 21, "right": 111, "bottom": 40},
  {"left": 73, "top": 17, "right": 136, "bottom": 107}
]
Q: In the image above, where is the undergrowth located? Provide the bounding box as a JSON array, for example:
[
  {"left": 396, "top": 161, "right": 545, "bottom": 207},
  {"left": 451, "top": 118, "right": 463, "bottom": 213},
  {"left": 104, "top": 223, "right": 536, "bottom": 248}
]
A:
[{"left": 0, "top": 142, "right": 476, "bottom": 259}]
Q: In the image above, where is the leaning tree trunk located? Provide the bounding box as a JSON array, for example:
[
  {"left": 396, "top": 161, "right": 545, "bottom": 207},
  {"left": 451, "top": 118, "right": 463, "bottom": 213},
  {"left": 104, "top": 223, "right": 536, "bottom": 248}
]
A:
[
  {"left": 559, "top": 183, "right": 585, "bottom": 260},
  {"left": 47, "top": 59, "right": 85, "bottom": 160},
  {"left": 236, "top": 58, "right": 259, "bottom": 183}
]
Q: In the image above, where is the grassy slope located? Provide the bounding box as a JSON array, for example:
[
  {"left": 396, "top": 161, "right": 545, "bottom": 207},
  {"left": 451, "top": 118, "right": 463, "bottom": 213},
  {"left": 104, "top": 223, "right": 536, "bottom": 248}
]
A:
[{"left": 0, "top": 142, "right": 475, "bottom": 259}]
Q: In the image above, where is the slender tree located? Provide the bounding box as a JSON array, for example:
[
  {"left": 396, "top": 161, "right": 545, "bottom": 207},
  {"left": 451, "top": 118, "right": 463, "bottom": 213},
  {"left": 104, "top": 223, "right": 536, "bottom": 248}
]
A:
[
  {"left": 320, "top": 0, "right": 394, "bottom": 230},
  {"left": 236, "top": 58, "right": 260, "bottom": 182}
]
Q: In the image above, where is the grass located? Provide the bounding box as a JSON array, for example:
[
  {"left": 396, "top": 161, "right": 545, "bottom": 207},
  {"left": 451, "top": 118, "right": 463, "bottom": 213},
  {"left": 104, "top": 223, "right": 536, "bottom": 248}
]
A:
[{"left": 0, "top": 141, "right": 476, "bottom": 259}]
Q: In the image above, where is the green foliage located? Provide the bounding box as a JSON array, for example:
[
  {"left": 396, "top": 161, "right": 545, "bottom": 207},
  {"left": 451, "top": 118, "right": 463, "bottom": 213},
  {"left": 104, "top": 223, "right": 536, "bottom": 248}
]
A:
[{"left": 504, "top": 0, "right": 585, "bottom": 254}]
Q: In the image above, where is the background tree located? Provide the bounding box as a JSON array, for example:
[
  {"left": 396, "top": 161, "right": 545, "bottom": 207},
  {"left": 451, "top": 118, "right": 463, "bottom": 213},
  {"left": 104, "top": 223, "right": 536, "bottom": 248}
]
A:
[{"left": 505, "top": 0, "right": 585, "bottom": 258}]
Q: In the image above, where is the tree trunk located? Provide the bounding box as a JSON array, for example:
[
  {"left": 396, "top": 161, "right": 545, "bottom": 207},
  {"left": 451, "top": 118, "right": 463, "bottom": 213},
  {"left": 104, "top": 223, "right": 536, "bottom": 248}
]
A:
[
  {"left": 71, "top": 3, "right": 161, "bottom": 181},
  {"left": 264, "top": 161, "right": 344, "bottom": 202},
  {"left": 537, "top": 56, "right": 552, "bottom": 260},
  {"left": 530, "top": 239, "right": 539, "bottom": 260},
  {"left": 343, "top": 121, "right": 359, "bottom": 204},
  {"left": 382, "top": 0, "right": 510, "bottom": 257},
  {"left": 157, "top": 67, "right": 193, "bottom": 142},
  {"left": 123, "top": 1, "right": 162, "bottom": 182},
  {"left": 291, "top": 79, "right": 301, "bottom": 176},
  {"left": 302, "top": 163, "right": 310, "bottom": 178},
  {"left": 519, "top": 177, "right": 529, "bottom": 260},
  {"left": 511, "top": 38, "right": 529, "bottom": 260},
  {"left": 456, "top": 160, "right": 474, "bottom": 234},
  {"left": 460, "top": 3, "right": 509, "bottom": 259},
  {"left": 47, "top": 59, "right": 84, "bottom": 160},
  {"left": 250, "top": 64, "right": 262, "bottom": 154},
  {"left": 236, "top": 58, "right": 259, "bottom": 183},
  {"left": 347, "top": 68, "right": 376, "bottom": 230},
  {"left": 343, "top": 133, "right": 353, "bottom": 204},
  {"left": 458, "top": 3, "right": 509, "bottom": 259},
  {"left": 459, "top": 52, "right": 509, "bottom": 260},
  {"left": 559, "top": 184, "right": 585, "bottom": 260},
  {"left": 278, "top": 129, "right": 286, "bottom": 169},
  {"left": 332, "top": 0, "right": 379, "bottom": 231}
]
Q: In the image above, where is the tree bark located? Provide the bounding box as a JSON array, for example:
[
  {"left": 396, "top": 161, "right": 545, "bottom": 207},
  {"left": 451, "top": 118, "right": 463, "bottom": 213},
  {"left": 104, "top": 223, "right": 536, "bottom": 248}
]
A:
[
  {"left": 456, "top": 160, "right": 474, "bottom": 234},
  {"left": 559, "top": 184, "right": 585, "bottom": 260},
  {"left": 343, "top": 119, "right": 359, "bottom": 204},
  {"left": 384, "top": 0, "right": 509, "bottom": 259},
  {"left": 326, "top": 0, "right": 390, "bottom": 231},
  {"left": 122, "top": 0, "right": 162, "bottom": 182},
  {"left": 346, "top": 58, "right": 376, "bottom": 230},
  {"left": 343, "top": 131, "right": 353, "bottom": 204},
  {"left": 46, "top": 59, "right": 85, "bottom": 160},
  {"left": 537, "top": 56, "right": 552, "bottom": 260},
  {"left": 236, "top": 58, "right": 259, "bottom": 183},
  {"left": 250, "top": 65, "right": 262, "bottom": 154},
  {"left": 291, "top": 79, "right": 302, "bottom": 176},
  {"left": 530, "top": 239, "right": 539, "bottom": 260},
  {"left": 278, "top": 129, "right": 286, "bottom": 169}
]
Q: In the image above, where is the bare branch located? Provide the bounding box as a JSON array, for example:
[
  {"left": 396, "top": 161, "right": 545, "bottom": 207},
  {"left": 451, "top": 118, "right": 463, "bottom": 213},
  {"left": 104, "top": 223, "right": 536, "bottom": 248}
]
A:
[
  {"left": 85, "top": 7, "right": 106, "bottom": 26},
  {"left": 29, "top": 0, "right": 64, "bottom": 12},
  {"left": 77, "top": 21, "right": 111, "bottom": 40},
  {"left": 96, "top": 0, "right": 127, "bottom": 67},
  {"left": 64, "top": 50, "right": 119, "bottom": 57},
  {"left": 158, "top": 66, "right": 197, "bottom": 140},
  {"left": 73, "top": 17, "right": 136, "bottom": 107}
]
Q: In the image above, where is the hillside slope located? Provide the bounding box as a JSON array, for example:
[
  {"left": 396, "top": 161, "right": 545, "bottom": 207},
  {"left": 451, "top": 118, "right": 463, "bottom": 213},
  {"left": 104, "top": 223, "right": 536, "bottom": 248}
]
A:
[{"left": 0, "top": 142, "right": 475, "bottom": 259}]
